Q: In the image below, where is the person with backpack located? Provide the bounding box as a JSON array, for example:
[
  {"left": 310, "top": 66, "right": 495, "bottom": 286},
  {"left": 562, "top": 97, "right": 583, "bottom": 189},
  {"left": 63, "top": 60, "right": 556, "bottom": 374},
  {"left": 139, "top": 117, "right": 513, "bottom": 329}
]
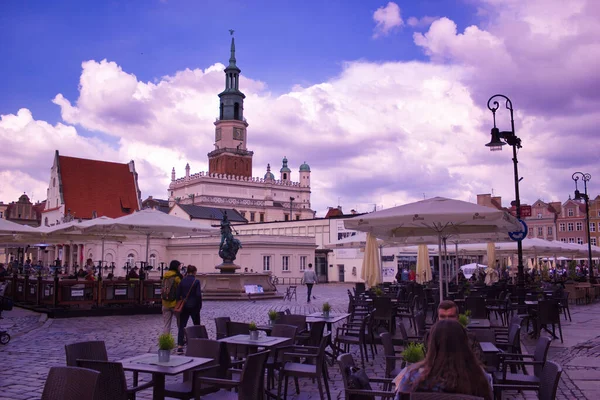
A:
[
  {"left": 175, "top": 265, "right": 202, "bottom": 353},
  {"left": 161, "top": 260, "right": 183, "bottom": 334}
]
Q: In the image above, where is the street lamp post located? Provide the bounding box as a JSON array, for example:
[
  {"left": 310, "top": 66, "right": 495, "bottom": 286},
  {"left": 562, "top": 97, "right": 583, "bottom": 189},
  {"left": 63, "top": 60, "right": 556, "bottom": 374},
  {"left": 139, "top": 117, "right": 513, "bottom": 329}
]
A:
[
  {"left": 572, "top": 172, "right": 594, "bottom": 282},
  {"left": 485, "top": 94, "right": 525, "bottom": 295}
]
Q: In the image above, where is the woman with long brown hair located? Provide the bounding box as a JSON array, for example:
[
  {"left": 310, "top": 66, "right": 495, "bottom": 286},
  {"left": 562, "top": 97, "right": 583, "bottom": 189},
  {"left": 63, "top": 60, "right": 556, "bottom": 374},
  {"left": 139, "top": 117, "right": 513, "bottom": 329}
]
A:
[{"left": 394, "top": 319, "right": 492, "bottom": 399}]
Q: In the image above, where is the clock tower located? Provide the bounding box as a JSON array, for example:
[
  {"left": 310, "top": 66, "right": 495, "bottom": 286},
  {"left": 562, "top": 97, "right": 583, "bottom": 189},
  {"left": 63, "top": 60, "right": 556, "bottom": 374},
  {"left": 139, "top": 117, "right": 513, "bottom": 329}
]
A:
[{"left": 208, "top": 32, "right": 254, "bottom": 178}]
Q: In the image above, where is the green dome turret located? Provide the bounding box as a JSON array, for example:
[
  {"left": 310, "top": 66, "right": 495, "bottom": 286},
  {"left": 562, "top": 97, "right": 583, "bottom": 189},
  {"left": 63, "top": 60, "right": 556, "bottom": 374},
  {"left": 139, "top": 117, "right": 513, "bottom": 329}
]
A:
[
  {"left": 299, "top": 161, "right": 311, "bottom": 172},
  {"left": 280, "top": 156, "right": 291, "bottom": 173},
  {"left": 264, "top": 163, "right": 275, "bottom": 180}
]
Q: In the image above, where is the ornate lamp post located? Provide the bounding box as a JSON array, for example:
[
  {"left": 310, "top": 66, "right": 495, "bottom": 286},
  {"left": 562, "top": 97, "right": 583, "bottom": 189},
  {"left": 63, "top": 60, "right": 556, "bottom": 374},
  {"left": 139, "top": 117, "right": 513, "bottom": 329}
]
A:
[
  {"left": 572, "top": 172, "right": 594, "bottom": 282},
  {"left": 485, "top": 94, "right": 525, "bottom": 293}
]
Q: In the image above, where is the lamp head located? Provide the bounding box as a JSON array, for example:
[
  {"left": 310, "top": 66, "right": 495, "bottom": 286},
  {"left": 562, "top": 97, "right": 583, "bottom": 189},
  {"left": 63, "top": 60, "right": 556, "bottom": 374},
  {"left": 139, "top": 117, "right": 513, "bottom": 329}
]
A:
[
  {"left": 574, "top": 189, "right": 585, "bottom": 201},
  {"left": 485, "top": 127, "right": 505, "bottom": 151}
]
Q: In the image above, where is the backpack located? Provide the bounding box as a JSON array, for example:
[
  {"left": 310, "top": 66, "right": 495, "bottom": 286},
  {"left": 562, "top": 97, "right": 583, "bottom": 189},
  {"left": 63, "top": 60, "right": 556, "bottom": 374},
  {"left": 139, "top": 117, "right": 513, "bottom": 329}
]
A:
[{"left": 161, "top": 276, "right": 177, "bottom": 301}]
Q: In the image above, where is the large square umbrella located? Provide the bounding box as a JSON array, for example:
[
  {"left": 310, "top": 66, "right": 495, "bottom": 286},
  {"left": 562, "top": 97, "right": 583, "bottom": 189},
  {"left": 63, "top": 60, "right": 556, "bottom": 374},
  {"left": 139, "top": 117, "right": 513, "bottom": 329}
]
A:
[
  {"left": 345, "top": 197, "right": 521, "bottom": 301},
  {"left": 73, "top": 209, "right": 218, "bottom": 265}
]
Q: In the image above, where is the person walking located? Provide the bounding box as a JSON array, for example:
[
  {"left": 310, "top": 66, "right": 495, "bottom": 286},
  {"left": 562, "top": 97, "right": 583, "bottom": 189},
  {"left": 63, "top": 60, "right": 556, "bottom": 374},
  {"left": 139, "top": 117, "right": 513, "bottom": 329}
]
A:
[
  {"left": 161, "top": 260, "right": 182, "bottom": 335},
  {"left": 303, "top": 263, "right": 318, "bottom": 303},
  {"left": 175, "top": 265, "right": 202, "bottom": 354}
]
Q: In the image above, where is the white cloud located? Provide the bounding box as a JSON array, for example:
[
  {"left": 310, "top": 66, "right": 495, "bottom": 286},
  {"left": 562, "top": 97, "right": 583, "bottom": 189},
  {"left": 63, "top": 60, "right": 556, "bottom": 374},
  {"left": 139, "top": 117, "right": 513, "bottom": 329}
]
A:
[
  {"left": 372, "top": 2, "right": 403, "bottom": 38},
  {"left": 407, "top": 16, "right": 439, "bottom": 29}
]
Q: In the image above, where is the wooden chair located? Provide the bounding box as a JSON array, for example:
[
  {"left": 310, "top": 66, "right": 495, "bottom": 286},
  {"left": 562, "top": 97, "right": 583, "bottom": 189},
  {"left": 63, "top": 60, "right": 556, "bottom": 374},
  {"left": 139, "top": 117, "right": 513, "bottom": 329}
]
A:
[
  {"left": 197, "top": 349, "right": 270, "bottom": 400},
  {"left": 276, "top": 334, "right": 332, "bottom": 400},
  {"left": 493, "top": 360, "right": 562, "bottom": 400},
  {"left": 185, "top": 324, "right": 208, "bottom": 341},
  {"left": 337, "top": 353, "right": 395, "bottom": 399},
  {"left": 42, "top": 366, "right": 100, "bottom": 400},
  {"left": 76, "top": 360, "right": 152, "bottom": 400},
  {"left": 494, "top": 336, "right": 552, "bottom": 386},
  {"left": 163, "top": 339, "right": 230, "bottom": 399},
  {"left": 214, "top": 317, "right": 231, "bottom": 339},
  {"left": 65, "top": 340, "right": 150, "bottom": 395}
]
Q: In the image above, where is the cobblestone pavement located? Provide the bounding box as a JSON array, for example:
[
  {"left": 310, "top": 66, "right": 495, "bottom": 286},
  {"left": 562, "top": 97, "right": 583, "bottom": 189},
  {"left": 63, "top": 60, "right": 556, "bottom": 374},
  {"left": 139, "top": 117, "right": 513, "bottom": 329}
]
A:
[{"left": 0, "top": 284, "right": 599, "bottom": 399}]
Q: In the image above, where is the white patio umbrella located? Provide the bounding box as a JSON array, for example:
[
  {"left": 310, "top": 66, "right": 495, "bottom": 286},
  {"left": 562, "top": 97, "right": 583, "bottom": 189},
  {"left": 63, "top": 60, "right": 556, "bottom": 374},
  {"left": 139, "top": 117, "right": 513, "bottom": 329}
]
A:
[
  {"left": 361, "top": 232, "right": 381, "bottom": 287},
  {"left": 460, "top": 263, "right": 487, "bottom": 279},
  {"left": 74, "top": 209, "right": 218, "bottom": 265},
  {"left": 0, "top": 218, "right": 39, "bottom": 234},
  {"left": 345, "top": 197, "right": 521, "bottom": 301}
]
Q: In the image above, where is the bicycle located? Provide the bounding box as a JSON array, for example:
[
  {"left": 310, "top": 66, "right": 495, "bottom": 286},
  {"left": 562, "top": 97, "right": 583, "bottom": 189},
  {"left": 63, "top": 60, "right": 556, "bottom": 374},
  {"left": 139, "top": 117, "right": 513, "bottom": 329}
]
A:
[{"left": 0, "top": 295, "right": 12, "bottom": 345}]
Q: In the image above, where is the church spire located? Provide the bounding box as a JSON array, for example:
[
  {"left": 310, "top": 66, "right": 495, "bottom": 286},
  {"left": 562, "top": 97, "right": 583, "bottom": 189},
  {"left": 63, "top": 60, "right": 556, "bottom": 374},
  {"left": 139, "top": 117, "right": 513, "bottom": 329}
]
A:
[{"left": 229, "top": 32, "right": 237, "bottom": 69}]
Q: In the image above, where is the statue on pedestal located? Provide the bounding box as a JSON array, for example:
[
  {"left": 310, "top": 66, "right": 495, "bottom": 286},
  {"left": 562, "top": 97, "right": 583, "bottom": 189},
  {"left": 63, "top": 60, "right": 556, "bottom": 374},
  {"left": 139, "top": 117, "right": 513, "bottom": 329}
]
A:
[{"left": 219, "top": 212, "right": 242, "bottom": 263}]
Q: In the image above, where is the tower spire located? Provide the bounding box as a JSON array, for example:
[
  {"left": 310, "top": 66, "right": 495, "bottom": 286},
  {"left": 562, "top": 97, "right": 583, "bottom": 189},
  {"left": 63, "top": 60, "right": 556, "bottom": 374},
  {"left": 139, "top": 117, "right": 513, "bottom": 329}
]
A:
[{"left": 229, "top": 30, "right": 237, "bottom": 68}]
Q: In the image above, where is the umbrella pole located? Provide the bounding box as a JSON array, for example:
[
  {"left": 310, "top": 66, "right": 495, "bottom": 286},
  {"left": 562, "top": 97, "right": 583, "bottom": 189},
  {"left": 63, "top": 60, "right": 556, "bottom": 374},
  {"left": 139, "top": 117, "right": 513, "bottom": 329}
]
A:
[
  {"left": 455, "top": 242, "right": 459, "bottom": 285},
  {"left": 443, "top": 238, "right": 449, "bottom": 295},
  {"left": 438, "top": 235, "right": 444, "bottom": 302}
]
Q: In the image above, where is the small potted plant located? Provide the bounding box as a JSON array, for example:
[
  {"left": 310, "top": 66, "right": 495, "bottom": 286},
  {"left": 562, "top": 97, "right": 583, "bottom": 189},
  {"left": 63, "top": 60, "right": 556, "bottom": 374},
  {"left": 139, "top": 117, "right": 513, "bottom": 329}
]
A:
[
  {"left": 268, "top": 310, "right": 278, "bottom": 326},
  {"left": 374, "top": 287, "right": 384, "bottom": 297},
  {"left": 322, "top": 302, "right": 331, "bottom": 318},
  {"left": 249, "top": 322, "right": 259, "bottom": 340},
  {"left": 458, "top": 313, "right": 469, "bottom": 328},
  {"left": 401, "top": 342, "right": 425, "bottom": 366},
  {"left": 158, "top": 333, "right": 175, "bottom": 362}
]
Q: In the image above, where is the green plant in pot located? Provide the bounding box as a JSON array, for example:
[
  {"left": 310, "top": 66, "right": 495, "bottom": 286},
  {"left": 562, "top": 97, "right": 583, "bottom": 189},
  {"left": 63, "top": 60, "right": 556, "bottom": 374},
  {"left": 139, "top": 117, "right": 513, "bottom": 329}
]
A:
[
  {"left": 322, "top": 302, "right": 331, "bottom": 318},
  {"left": 158, "top": 333, "right": 175, "bottom": 362},
  {"left": 402, "top": 342, "right": 425, "bottom": 365},
  {"left": 249, "top": 321, "right": 259, "bottom": 340},
  {"left": 268, "top": 310, "right": 278, "bottom": 325},
  {"left": 458, "top": 313, "right": 469, "bottom": 328},
  {"left": 374, "top": 287, "right": 384, "bottom": 296}
]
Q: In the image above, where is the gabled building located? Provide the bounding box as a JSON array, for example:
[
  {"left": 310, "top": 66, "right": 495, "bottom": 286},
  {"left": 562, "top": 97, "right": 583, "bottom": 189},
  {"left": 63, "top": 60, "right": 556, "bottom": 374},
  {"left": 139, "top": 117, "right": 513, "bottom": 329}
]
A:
[
  {"left": 525, "top": 199, "right": 560, "bottom": 241},
  {"left": 556, "top": 198, "right": 587, "bottom": 244},
  {"left": 42, "top": 150, "right": 142, "bottom": 226},
  {"left": 5, "top": 194, "right": 44, "bottom": 227}
]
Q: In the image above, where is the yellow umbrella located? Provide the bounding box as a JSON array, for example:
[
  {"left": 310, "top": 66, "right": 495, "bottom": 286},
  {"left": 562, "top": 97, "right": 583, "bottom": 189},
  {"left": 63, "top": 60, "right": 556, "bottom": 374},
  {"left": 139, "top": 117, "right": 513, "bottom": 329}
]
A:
[
  {"left": 486, "top": 242, "right": 496, "bottom": 269},
  {"left": 416, "top": 244, "right": 432, "bottom": 284},
  {"left": 361, "top": 232, "right": 382, "bottom": 287},
  {"left": 527, "top": 258, "right": 534, "bottom": 270}
]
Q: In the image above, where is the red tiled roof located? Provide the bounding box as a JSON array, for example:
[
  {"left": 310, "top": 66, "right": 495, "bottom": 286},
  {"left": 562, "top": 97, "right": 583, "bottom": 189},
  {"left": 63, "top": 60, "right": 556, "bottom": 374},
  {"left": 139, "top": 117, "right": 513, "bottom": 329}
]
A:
[
  {"left": 325, "top": 207, "right": 344, "bottom": 218},
  {"left": 58, "top": 155, "right": 139, "bottom": 219}
]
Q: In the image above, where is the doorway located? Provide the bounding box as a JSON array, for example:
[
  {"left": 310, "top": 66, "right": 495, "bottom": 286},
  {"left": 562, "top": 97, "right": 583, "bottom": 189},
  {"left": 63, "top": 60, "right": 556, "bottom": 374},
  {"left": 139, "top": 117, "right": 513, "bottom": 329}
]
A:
[{"left": 338, "top": 264, "right": 345, "bottom": 282}]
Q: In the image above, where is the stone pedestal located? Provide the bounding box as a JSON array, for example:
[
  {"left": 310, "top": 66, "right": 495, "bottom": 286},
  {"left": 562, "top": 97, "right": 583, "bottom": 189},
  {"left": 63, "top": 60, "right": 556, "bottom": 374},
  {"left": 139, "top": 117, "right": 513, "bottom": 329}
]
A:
[
  {"left": 215, "top": 262, "right": 241, "bottom": 274},
  {"left": 199, "top": 272, "right": 283, "bottom": 300}
]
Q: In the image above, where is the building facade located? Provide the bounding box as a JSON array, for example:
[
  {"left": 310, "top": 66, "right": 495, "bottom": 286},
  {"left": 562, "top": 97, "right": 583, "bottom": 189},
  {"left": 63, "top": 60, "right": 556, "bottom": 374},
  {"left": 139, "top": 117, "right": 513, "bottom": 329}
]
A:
[
  {"left": 556, "top": 199, "right": 587, "bottom": 244},
  {"left": 587, "top": 196, "right": 600, "bottom": 246},
  {"left": 525, "top": 199, "right": 560, "bottom": 241},
  {"left": 168, "top": 35, "right": 314, "bottom": 223}
]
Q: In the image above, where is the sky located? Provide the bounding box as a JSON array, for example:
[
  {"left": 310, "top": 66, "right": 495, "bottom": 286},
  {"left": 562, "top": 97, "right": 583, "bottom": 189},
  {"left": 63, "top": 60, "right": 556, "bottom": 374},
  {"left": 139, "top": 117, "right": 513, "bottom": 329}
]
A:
[{"left": 1, "top": 0, "right": 600, "bottom": 216}]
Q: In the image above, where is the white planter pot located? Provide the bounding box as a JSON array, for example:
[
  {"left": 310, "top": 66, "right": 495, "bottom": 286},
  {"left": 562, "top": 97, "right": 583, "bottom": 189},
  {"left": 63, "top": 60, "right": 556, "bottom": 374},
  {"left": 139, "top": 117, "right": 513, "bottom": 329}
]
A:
[
  {"left": 249, "top": 330, "right": 259, "bottom": 340},
  {"left": 323, "top": 311, "right": 330, "bottom": 318},
  {"left": 158, "top": 349, "right": 171, "bottom": 362}
]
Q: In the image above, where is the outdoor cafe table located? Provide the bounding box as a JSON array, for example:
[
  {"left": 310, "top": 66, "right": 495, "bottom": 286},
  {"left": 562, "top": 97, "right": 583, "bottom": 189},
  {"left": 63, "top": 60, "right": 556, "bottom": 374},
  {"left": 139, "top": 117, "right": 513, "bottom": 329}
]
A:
[
  {"left": 479, "top": 342, "right": 500, "bottom": 354},
  {"left": 120, "top": 354, "right": 212, "bottom": 400},
  {"left": 467, "top": 319, "right": 491, "bottom": 329},
  {"left": 218, "top": 334, "right": 291, "bottom": 353}
]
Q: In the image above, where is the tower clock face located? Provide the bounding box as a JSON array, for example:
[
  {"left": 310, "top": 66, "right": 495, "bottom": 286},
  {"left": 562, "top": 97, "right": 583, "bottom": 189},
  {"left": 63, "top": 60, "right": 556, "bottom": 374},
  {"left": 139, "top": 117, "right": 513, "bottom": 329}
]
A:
[{"left": 233, "top": 128, "right": 244, "bottom": 140}]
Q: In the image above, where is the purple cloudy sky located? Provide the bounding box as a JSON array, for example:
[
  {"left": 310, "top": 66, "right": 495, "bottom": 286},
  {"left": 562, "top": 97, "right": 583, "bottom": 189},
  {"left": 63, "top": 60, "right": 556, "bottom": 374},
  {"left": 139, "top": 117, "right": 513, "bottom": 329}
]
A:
[{"left": 1, "top": 0, "right": 599, "bottom": 216}]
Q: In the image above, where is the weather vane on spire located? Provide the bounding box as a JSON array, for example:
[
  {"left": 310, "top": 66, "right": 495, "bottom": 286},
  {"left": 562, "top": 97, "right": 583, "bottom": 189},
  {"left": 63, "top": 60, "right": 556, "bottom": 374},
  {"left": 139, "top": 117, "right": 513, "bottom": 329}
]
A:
[{"left": 229, "top": 29, "right": 234, "bottom": 36}]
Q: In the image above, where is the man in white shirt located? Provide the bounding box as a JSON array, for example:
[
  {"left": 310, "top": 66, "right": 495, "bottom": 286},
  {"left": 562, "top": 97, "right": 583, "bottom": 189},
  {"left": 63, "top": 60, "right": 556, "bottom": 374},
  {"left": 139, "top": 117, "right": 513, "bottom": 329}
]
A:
[{"left": 302, "top": 263, "right": 318, "bottom": 303}]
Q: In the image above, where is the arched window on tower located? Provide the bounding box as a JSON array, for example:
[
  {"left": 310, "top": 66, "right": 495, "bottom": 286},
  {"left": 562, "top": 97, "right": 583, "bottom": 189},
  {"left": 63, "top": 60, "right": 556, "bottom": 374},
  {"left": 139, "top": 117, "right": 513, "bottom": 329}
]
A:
[
  {"left": 219, "top": 103, "right": 224, "bottom": 120},
  {"left": 234, "top": 162, "right": 237, "bottom": 171},
  {"left": 234, "top": 103, "right": 240, "bottom": 120},
  {"left": 283, "top": 173, "right": 287, "bottom": 180}
]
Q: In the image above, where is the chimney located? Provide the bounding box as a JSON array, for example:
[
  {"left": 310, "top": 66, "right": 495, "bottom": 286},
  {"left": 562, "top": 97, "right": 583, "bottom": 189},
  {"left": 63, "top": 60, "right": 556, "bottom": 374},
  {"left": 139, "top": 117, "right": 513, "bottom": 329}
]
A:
[{"left": 92, "top": 210, "right": 97, "bottom": 219}]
